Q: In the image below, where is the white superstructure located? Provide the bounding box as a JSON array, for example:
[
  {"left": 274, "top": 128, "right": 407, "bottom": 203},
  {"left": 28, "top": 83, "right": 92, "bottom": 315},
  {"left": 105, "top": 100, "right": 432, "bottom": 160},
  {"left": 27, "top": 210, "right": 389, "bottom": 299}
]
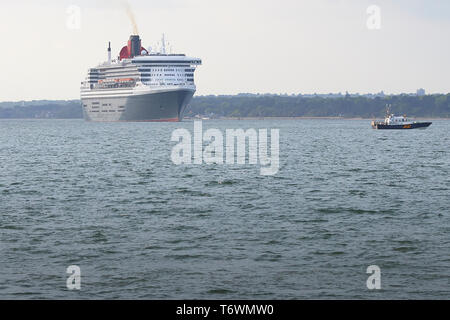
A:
[{"left": 384, "top": 114, "right": 414, "bottom": 125}]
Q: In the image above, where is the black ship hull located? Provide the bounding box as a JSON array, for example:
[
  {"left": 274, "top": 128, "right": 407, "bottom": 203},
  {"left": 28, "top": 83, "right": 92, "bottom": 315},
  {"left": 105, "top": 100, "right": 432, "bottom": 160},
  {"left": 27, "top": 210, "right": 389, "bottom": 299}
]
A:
[{"left": 372, "top": 122, "right": 432, "bottom": 130}]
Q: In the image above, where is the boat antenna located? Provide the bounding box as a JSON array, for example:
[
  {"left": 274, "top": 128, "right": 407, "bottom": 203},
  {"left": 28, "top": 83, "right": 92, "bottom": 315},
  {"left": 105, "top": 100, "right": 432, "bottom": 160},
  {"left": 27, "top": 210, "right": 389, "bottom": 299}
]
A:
[{"left": 386, "top": 104, "right": 391, "bottom": 116}]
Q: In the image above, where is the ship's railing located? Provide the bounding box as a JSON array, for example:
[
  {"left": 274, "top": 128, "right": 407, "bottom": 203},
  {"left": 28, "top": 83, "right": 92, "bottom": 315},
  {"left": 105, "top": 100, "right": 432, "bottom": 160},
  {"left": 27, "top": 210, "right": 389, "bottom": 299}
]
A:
[
  {"left": 142, "top": 81, "right": 191, "bottom": 87},
  {"left": 86, "top": 80, "right": 193, "bottom": 90},
  {"left": 94, "top": 81, "right": 136, "bottom": 89}
]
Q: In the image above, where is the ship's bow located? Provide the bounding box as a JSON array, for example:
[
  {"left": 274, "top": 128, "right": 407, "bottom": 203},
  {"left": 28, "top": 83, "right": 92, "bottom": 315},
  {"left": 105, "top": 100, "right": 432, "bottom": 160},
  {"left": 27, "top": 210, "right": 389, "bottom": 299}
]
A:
[{"left": 120, "top": 88, "right": 194, "bottom": 122}]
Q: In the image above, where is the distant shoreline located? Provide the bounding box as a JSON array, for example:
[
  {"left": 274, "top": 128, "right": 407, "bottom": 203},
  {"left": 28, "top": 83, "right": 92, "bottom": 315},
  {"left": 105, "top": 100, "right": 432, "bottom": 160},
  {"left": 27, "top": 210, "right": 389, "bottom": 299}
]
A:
[
  {"left": 2, "top": 95, "right": 449, "bottom": 119},
  {"left": 186, "top": 116, "right": 450, "bottom": 121},
  {"left": 2, "top": 117, "right": 449, "bottom": 121}
]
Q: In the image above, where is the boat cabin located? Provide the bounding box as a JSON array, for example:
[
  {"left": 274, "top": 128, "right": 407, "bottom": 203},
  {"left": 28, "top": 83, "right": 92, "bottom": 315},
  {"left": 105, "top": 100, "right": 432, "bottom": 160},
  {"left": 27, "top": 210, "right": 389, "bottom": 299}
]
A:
[{"left": 385, "top": 114, "right": 413, "bottom": 125}]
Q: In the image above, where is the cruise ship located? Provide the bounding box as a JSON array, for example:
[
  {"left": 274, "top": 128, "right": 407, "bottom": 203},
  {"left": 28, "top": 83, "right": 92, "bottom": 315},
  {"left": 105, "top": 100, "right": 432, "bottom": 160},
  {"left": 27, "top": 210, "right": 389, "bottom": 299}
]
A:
[{"left": 80, "top": 35, "right": 201, "bottom": 122}]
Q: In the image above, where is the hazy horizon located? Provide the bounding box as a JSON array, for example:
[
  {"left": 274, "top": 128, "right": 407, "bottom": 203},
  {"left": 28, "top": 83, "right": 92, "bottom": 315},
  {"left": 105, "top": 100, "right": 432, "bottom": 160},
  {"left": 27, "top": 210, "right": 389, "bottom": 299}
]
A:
[{"left": 1, "top": 0, "right": 450, "bottom": 101}]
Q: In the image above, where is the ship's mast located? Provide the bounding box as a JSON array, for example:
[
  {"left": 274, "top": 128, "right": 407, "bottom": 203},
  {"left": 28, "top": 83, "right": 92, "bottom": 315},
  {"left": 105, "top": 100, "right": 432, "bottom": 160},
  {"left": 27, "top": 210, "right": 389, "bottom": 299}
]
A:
[{"left": 108, "top": 42, "right": 111, "bottom": 64}]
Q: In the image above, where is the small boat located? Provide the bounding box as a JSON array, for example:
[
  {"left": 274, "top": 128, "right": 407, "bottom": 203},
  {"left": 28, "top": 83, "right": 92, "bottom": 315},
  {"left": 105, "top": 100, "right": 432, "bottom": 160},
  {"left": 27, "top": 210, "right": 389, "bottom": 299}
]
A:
[{"left": 371, "top": 106, "right": 432, "bottom": 130}]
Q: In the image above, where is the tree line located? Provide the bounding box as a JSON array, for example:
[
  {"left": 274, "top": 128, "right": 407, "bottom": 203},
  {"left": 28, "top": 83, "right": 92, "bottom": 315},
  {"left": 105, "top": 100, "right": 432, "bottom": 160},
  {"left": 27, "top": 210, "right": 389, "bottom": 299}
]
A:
[
  {"left": 0, "top": 94, "right": 449, "bottom": 119},
  {"left": 186, "top": 94, "right": 450, "bottom": 118}
]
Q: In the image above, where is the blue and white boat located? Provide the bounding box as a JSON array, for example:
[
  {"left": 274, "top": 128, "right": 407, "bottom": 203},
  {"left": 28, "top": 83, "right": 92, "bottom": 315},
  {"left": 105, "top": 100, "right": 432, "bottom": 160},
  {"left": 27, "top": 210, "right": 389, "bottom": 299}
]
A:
[{"left": 371, "top": 107, "right": 432, "bottom": 130}]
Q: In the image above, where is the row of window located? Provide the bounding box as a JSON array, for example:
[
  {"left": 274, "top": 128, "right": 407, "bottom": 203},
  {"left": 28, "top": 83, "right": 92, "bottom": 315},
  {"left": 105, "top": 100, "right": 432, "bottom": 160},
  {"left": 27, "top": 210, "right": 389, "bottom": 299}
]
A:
[
  {"left": 140, "top": 74, "right": 191, "bottom": 77},
  {"left": 140, "top": 73, "right": 193, "bottom": 77},
  {"left": 90, "top": 110, "right": 124, "bottom": 113},
  {"left": 141, "top": 78, "right": 190, "bottom": 82},
  {"left": 138, "top": 68, "right": 165, "bottom": 72},
  {"left": 85, "top": 103, "right": 125, "bottom": 108},
  {"left": 133, "top": 60, "right": 200, "bottom": 64},
  {"left": 139, "top": 69, "right": 188, "bottom": 72}
]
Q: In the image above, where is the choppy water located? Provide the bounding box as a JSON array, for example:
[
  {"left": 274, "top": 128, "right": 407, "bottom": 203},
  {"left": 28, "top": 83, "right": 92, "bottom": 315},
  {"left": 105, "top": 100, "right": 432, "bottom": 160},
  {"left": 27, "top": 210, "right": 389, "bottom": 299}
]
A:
[{"left": 0, "top": 119, "right": 449, "bottom": 299}]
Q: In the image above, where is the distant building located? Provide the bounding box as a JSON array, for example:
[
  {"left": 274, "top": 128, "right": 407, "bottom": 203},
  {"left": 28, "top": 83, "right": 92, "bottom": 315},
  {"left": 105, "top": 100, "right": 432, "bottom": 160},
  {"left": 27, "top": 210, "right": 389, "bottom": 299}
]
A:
[{"left": 417, "top": 88, "right": 426, "bottom": 96}]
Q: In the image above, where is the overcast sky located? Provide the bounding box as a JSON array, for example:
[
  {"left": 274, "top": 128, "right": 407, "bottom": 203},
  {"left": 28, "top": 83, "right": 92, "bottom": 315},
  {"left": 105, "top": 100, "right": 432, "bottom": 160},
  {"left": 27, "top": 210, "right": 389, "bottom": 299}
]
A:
[{"left": 0, "top": 0, "right": 449, "bottom": 101}]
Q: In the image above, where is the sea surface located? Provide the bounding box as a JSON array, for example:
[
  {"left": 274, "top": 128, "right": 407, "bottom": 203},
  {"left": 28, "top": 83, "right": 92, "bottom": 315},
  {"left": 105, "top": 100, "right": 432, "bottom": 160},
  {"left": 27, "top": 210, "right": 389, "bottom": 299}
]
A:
[{"left": 0, "top": 119, "right": 449, "bottom": 299}]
